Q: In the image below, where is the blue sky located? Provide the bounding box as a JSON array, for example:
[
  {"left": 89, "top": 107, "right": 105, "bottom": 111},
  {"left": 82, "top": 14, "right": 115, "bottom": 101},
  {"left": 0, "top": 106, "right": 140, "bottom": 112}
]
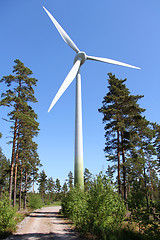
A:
[{"left": 0, "top": 0, "right": 160, "bottom": 186}]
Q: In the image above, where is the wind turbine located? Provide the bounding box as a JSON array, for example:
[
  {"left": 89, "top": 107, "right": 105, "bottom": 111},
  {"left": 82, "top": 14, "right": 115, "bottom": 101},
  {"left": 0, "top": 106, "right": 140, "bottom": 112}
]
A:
[{"left": 43, "top": 6, "right": 140, "bottom": 188}]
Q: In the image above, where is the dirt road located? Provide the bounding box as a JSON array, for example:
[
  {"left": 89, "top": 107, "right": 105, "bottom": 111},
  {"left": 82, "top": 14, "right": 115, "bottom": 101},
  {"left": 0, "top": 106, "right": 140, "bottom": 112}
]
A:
[{"left": 6, "top": 206, "right": 86, "bottom": 240}]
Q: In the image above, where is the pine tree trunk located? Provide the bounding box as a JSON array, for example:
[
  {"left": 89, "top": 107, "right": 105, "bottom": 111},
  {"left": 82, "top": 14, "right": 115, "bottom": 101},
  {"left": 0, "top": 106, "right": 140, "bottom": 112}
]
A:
[
  {"left": 9, "top": 118, "right": 18, "bottom": 202},
  {"left": 13, "top": 133, "right": 19, "bottom": 207},
  {"left": 144, "top": 167, "right": 149, "bottom": 210},
  {"left": 33, "top": 173, "right": 35, "bottom": 193},
  {"left": 24, "top": 170, "right": 27, "bottom": 209},
  {"left": 121, "top": 131, "right": 127, "bottom": 201},
  {"left": 33, "top": 180, "right": 35, "bottom": 193},
  {"left": 9, "top": 78, "right": 21, "bottom": 202},
  {"left": 13, "top": 157, "right": 18, "bottom": 207},
  {"left": 149, "top": 163, "right": 154, "bottom": 201},
  {"left": 42, "top": 192, "right": 44, "bottom": 204},
  {"left": 19, "top": 166, "right": 22, "bottom": 210},
  {"left": 117, "top": 129, "right": 121, "bottom": 195},
  {"left": 128, "top": 181, "right": 130, "bottom": 194}
]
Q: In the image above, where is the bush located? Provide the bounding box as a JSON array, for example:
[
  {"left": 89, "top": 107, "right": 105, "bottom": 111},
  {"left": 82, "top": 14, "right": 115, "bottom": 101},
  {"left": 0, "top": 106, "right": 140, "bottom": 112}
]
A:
[
  {"left": 62, "top": 186, "right": 89, "bottom": 233},
  {"left": 62, "top": 175, "right": 126, "bottom": 239},
  {"left": 0, "top": 196, "right": 16, "bottom": 232},
  {"left": 28, "top": 193, "right": 43, "bottom": 210},
  {"left": 88, "top": 176, "right": 126, "bottom": 239}
]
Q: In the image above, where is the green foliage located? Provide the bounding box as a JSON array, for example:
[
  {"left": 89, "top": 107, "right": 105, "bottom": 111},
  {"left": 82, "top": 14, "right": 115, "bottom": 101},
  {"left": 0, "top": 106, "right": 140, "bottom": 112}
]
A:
[
  {"left": 0, "top": 59, "right": 40, "bottom": 206},
  {"left": 55, "top": 178, "right": 62, "bottom": 200},
  {"left": 127, "top": 198, "right": 160, "bottom": 239},
  {"left": 87, "top": 175, "right": 126, "bottom": 239},
  {"left": 50, "top": 201, "right": 61, "bottom": 206},
  {"left": 127, "top": 181, "right": 147, "bottom": 210},
  {"left": 129, "top": 209, "right": 160, "bottom": 240},
  {"left": 0, "top": 196, "right": 16, "bottom": 232},
  {"left": 98, "top": 73, "right": 160, "bottom": 240},
  {"left": 0, "top": 147, "right": 10, "bottom": 195},
  {"left": 62, "top": 186, "right": 89, "bottom": 232},
  {"left": 28, "top": 193, "right": 43, "bottom": 210},
  {"left": 126, "top": 181, "right": 160, "bottom": 239},
  {"left": 67, "top": 171, "right": 74, "bottom": 190},
  {"left": 62, "top": 175, "right": 126, "bottom": 239},
  {"left": 62, "top": 181, "right": 68, "bottom": 195},
  {"left": 46, "top": 177, "right": 55, "bottom": 201},
  {"left": 84, "top": 168, "right": 93, "bottom": 191},
  {"left": 38, "top": 170, "right": 47, "bottom": 203}
]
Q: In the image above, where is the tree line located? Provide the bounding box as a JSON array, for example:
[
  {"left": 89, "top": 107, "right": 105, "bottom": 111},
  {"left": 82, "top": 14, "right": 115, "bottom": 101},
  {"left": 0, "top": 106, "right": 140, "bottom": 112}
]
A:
[{"left": 38, "top": 168, "right": 93, "bottom": 204}]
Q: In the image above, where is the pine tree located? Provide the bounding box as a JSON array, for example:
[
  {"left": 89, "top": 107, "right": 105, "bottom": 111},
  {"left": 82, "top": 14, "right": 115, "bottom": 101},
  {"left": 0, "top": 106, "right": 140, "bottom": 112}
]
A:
[
  {"left": 106, "top": 165, "right": 115, "bottom": 185},
  {"left": 38, "top": 170, "right": 47, "bottom": 203},
  {"left": 99, "top": 73, "right": 160, "bottom": 233},
  {"left": 84, "top": 168, "right": 93, "bottom": 191},
  {"left": 62, "top": 181, "right": 68, "bottom": 196},
  {"left": 17, "top": 106, "right": 40, "bottom": 209},
  {"left": 47, "top": 177, "right": 55, "bottom": 201},
  {"left": 67, "top": 171, "right": 73, "bottom": 191},
  {"left": 129, "top": 121, "right": 158, "bottom": 207},
  {"left": 55, "top": 178, "right": 61, "bottom": 200},
  {"left": 99, "top": 73, "right": 145, "bottom": 199},
  {"left": 0, "top": 59, "right": 38, "bottom": 202},
  {"left": 12, "top": 95, "right": 39, "bottom": 207}
]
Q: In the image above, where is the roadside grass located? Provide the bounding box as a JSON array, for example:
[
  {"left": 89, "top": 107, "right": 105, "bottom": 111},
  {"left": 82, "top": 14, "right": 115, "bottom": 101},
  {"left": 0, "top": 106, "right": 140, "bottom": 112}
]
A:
[
  {"left": 45, "top": 201, "right": 61, "bottom": 207},
  {"left": 0, "top": 209, "right": 31, "bottom": 239},
  {"left": 74, "top": 220, "right": 159, "bottom": 240},
  {"left": 113, "top": 219, "right": 160, "bottom": 240},
  {"left": 0, "top": 200, "right": 61, "bottom": 239}
]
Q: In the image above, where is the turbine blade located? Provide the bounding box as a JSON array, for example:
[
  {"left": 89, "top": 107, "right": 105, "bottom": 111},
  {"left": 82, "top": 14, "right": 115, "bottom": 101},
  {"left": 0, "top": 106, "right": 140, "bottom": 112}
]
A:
[
  {"left": 43, "top": 6, "right": 79, "bottom": 53},
  {"left": 87, "top": 55, "right": 141, "bottom": 69},
  {"left": 48, "top": 59, "right": 81, "bottom": 112}
]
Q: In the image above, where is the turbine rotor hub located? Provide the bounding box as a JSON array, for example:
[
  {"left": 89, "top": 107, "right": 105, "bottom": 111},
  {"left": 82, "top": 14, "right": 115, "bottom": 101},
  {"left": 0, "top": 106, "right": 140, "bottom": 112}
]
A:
[{"left": 74, "top": 51, "right": 87, "bottom": 65}]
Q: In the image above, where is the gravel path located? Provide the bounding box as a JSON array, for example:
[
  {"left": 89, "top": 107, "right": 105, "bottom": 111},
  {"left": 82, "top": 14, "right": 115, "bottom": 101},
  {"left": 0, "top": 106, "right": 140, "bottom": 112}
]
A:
[{"left": 6, "top": 206, "right": 86, "bottom": 240}]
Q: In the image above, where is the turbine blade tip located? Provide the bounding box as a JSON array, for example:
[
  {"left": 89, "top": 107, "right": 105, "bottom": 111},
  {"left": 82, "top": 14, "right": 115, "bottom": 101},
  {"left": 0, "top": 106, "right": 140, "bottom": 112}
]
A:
[
  {"left": 43, "top": 6, "right": 48, "bottom": 13},
  {"left": 135, "top": 66, "right": 141, "bottom": 70}
]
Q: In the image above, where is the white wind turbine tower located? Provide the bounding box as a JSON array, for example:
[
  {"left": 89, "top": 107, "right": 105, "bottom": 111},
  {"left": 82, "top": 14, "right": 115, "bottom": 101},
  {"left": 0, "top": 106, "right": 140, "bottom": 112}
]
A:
[{"left": 43, "top": 6, "right": 140, "bottom": 188}]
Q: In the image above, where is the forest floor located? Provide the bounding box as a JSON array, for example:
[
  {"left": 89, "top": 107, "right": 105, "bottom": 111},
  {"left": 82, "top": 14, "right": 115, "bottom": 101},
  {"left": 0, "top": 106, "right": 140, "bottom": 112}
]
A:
[{"left": 5, "top": 206, "right": 87, "bottom": 240}]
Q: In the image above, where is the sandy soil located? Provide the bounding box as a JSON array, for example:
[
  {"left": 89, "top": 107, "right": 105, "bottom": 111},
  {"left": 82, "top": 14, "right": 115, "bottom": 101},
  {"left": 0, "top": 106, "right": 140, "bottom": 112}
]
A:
[{"left": 6, "top": 206, "right": 86, "bottom": 240}]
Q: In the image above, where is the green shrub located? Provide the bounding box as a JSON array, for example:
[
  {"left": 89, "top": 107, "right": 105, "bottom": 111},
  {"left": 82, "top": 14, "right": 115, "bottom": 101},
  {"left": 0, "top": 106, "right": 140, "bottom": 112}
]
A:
[
  {"left": 0, "top": 196, "right": 16, "bottom": 232},
  {"left": 28, "top": 193, "right": 43, "bottom": 210},
  {"left": 88, "top": 176, "right": 126, "bottom": 239},
  {"left": 62, "top": 186, "right": 89, "bottom": 232},
  {"left": 62, "top": 175, "right": 126, "bottom": 239}
]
